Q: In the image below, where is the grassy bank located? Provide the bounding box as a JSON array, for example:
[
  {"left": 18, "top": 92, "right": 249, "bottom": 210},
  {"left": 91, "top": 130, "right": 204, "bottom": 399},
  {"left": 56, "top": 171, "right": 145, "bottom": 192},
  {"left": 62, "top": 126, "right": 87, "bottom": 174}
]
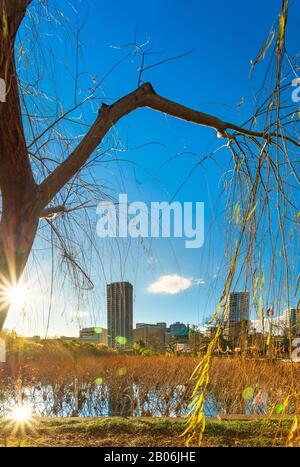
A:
[{"left": 0, "top": 416, "right": 293, "bottom": 447}]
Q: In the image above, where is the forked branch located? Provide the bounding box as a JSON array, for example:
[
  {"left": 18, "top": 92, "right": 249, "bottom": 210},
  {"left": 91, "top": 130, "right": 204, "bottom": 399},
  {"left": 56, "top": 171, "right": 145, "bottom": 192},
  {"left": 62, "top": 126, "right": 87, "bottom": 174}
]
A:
[{"left": 38, "top": 82, "right": 299, "bottom": 210}]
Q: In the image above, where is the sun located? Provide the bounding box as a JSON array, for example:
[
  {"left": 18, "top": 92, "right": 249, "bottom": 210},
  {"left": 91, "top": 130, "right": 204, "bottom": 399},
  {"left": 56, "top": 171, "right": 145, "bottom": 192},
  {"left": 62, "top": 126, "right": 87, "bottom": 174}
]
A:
[
  {"left": 3, "top": 284, "right": 28, "bottom": 307},
  {"left": 10, "top": 404, "right": 33, "bottom": 423},
  {"left": 5, "top": 403, "right": 37, "bottom": 436}
]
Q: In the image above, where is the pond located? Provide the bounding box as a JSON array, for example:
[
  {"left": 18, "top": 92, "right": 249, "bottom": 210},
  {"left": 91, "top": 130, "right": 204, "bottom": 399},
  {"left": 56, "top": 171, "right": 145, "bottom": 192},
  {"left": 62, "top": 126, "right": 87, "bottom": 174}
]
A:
[{"left": 0, "top": 382, "right": 268, "bottom": 418}]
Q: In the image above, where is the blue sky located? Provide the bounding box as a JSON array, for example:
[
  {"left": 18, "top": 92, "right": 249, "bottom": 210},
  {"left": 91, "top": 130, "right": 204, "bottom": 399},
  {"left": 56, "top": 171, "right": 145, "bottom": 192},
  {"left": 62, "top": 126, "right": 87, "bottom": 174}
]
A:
[{"left": 5, "top": 0, "right": 300, "bottom": 336}]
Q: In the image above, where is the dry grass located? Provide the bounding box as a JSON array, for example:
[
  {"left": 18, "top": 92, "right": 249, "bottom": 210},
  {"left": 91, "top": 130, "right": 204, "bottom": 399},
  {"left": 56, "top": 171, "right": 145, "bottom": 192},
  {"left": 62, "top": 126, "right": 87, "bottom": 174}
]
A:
[
  {"left": 209, "top": 358, "right": 297, "bottom": 414},
  {"left": 0, "top": 336, "right": 298, "bottom": 418}
]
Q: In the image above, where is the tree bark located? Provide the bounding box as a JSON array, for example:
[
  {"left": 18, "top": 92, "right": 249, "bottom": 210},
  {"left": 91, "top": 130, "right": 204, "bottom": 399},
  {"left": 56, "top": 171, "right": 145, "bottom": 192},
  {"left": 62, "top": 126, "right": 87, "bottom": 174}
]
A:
[{"left": 0, "top": 0, "right": 37, "bottom": 330}]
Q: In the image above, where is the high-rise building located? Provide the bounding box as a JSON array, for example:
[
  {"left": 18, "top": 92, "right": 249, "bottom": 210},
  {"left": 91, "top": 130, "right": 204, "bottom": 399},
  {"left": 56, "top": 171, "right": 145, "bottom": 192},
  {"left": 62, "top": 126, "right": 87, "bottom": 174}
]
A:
[
  {"left": 224, "top": 292, "right": 250, "bottom": 346},
  {"left": 285, "top": 307, "right": 300, "bottom": 337},
  {"left": 107, "top": 281, "right": 133, "bottom": 348}
]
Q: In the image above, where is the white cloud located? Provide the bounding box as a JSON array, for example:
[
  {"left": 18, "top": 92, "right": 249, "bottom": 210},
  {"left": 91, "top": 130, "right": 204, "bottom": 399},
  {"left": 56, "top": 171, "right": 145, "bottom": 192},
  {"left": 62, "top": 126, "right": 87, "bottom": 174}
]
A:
[{"left": 147, "top": 274, "right": 204, "bottom": 295}]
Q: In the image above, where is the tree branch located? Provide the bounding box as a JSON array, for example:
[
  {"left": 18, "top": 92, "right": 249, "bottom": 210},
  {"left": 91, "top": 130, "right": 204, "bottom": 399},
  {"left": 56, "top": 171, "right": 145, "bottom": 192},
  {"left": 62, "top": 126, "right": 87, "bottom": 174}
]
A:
[
  {"left": 40, "top": 205, "right": 68, "bottom": 219},
  {"left": 38, "top": 82, "right": 299, "bottom": 210}
]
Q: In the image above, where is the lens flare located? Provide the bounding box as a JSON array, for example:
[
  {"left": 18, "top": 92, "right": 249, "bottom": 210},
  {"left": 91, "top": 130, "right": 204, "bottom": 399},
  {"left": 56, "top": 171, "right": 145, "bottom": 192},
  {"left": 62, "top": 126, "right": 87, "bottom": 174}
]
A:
[
  {"left": 0, "top": 279, "right": 29, "bottom": 311},
  {"left": 5, "top": 403, "right": 37, "bottom": 436},
  {"left": 10, "top": 404, "right": 32, "bottom": 422},
  {"left": 5, "top": 285, "right": 27, "bottom": 307},
  {"left": 242, "top": 387, "right": 254, "bottom": 401},
  {"left": 115, "top": 336, "right": 127, "bottom": 345}
]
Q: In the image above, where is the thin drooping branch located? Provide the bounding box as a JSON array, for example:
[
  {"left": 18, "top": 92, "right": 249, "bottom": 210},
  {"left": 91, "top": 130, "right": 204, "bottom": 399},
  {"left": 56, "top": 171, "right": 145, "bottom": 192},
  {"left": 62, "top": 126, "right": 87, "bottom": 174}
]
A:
[{"left": 38, "top": 82, "right": 299, "bottom": 210}]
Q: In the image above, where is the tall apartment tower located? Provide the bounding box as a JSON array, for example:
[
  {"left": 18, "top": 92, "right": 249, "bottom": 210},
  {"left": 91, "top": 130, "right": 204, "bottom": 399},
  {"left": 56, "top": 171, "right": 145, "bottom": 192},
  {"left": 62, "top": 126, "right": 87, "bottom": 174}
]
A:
[
  {"left": 285, "top": 307, "right": 300, "bottom": 337},
  {"left": 224, "top": 291, "right": 250, "bottom": 346},
  {"left": 107, "top": 281, "right": 133, "bottom": 348}
]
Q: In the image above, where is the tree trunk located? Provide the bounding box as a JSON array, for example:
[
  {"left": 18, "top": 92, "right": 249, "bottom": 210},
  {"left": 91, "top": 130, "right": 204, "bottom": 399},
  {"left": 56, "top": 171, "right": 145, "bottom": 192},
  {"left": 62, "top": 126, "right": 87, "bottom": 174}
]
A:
[
  {"left": 0, "top": 194, "right": 39, "bottom": 330},
  {"left": 0, "top": 0, "right": 37, "bottom": 331}
]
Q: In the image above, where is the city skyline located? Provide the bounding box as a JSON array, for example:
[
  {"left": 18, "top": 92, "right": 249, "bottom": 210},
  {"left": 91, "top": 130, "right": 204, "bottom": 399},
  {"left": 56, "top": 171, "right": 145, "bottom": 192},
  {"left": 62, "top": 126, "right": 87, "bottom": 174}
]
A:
[
  {"left": 11, "top": 280, "right": 298, "bottom": 340},
  {"left": 3, "top": 262, "right": 298, "bottom": 338}
]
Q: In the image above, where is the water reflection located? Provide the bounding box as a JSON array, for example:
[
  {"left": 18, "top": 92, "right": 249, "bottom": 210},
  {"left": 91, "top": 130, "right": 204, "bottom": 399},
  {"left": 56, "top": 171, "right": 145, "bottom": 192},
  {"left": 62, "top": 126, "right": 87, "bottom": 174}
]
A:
[{"left": 0, "top": 383, "right": 269, "bottom": 418}]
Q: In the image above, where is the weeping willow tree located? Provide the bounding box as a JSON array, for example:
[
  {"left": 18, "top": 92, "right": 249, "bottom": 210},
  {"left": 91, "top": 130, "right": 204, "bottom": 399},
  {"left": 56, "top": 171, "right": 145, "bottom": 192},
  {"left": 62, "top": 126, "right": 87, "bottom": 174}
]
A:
[
  {"left": 0, "top": 0, "right": 299, "bottom": 445},
  {"left": 183, "top": 0, "right": 300, "bottom": 446}
]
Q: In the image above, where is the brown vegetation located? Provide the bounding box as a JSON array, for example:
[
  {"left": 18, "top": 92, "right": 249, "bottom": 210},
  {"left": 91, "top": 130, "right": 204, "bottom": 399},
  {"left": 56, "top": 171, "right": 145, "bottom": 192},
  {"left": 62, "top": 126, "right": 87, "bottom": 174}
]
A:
[{"left": 0, "top": 335, "right": 298, "bottom": 419}]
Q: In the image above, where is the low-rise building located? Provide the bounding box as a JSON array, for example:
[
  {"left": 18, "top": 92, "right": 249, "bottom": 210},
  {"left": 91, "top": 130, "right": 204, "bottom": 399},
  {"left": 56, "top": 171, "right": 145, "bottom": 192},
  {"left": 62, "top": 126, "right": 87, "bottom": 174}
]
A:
[
  {"left": 169, "top": 322, "right": 189, "bottom": 343},
  {"left": 204, "top": 325, "right": 218, "bottom": 339},
  {"left": 79, "top": 327, "right": 108, "bottom": 345},
  {"left": 248, "top": 330, "right": 265, "bottom": 354},
  {"left": 133, "top": 322, "right": 166, "bottom": 350},
  {"left": 60, "top": 336, "right": 78, "bottom": 342}
]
